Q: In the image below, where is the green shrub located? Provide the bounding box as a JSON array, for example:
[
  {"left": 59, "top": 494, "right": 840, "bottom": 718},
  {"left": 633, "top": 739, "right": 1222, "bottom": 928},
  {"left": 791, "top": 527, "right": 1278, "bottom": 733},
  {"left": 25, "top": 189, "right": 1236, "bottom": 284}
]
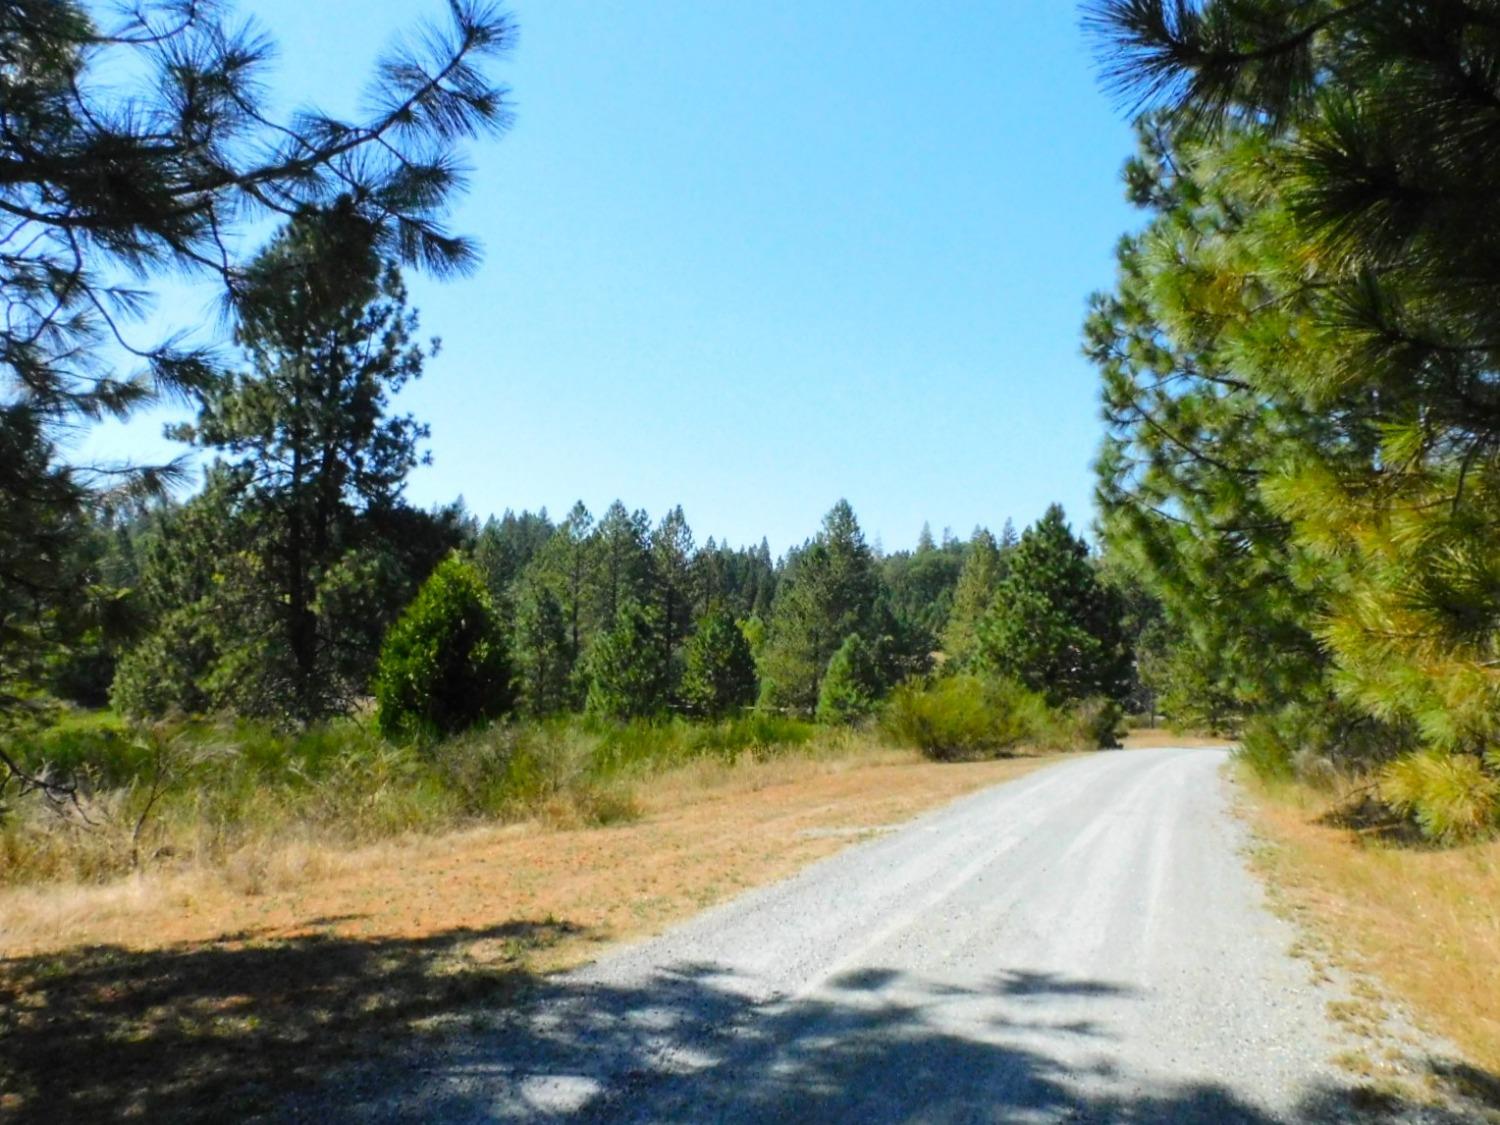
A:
[
  {"left": 1380, "top": 750, "right": 1500, "bottom": 842},
  {"left": 880, "top": 674, "right": 1044, "bottom": 761},
  {"left": 686, "top": 713, "right": 818, "bottom": 759},
  {"left": 1032, "top": 696, "right": 1125, "bottom": 752},
  {"left": 374, "top": 555, "right": 514, "bottom": 742},
  {"left": 816, "top": 634, "right": 881, "bottom": 725}
]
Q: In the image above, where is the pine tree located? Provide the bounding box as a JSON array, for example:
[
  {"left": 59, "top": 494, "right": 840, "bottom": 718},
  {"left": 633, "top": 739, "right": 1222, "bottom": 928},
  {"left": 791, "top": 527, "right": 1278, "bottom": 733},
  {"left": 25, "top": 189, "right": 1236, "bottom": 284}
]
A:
[
  {"left": 680, "top": 605, "right": 758, "bottom": 718},
  {"left": 650, "top": 506, "right": 696, "bottom": 682},
  {"left": 180, "top": 204, "right": 431, "bottom": 719},
  {"left": 0, "top": 1, "right": 512, "bottom": 753},
  {"left": 512, "top": 580, "right": 572, "bottom": 716},
  {"left": 474, "top": 509, "right": 556, "bottom": 606},
  {"left": 978, "top": 506, "right": 1129, "bottom": 705},
  {"left": 589, "top": 501, "right": 652, "bottom": 629},
  {"left": 1088, "top": 3, "right": 1500, "bottom": 808},
  {"left": 374, "top": 555, "right": 514, "bottom": 742},
  {"left": 942, "top": 528, "right": 1004, "bottom": 668},
  {"left": 761, "top": 501, "right": 880, "bottom": 713},
  {"left": 585, "top": 601, "right": 670, "bottom": 720},
  {"left": 816, "top": 634, "right": 881, "bottom": 725}
]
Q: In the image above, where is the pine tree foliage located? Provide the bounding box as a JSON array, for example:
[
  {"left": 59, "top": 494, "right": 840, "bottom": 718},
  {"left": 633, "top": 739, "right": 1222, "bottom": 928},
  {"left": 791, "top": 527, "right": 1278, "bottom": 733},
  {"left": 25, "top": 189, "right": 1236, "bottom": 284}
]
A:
[
  {"left": 1089, "top": 2, "right": 1500, "bottom": 829},
  {"left": 978, "top": 506, "right": 1130, "bottom": 705},
  {"left": 1, "top": 0, "right": 512, "bottom": 783},
  {"left": 761, "top": 501, "right": 881, "bottom": 713},
  {"left": 941, "top": 528, "right": 1005, "bottom": 668},
  {"left": 680, "top": 605, "right": 758, "bottom": 719},
  {"left": 374, "top": 555, "right": 513, "bottom": 742},
  {"left": 512, "top": 578, "right": 572, "bottom": 717},
  {"left": 816, "top": 634, "right": 882, "bottom": 725},
  {"left": 585, "top": 601, "right": 670, "bottom": 720}
]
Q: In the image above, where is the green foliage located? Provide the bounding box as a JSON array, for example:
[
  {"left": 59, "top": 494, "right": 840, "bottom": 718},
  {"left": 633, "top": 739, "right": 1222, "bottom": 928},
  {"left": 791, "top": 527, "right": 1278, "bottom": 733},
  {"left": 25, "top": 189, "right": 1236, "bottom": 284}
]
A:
[
  {"left": 584, "top": 602, "right": 671, "bottom": 721},
  {"left": 761, "top": 501, "right": 882, "bottom": 713},
  {"left": 880, "top": 530, "right": 965, "bottom": 648},
  {"left": 511, "top": 579, "right": 573, "bottom": 717},
  {"left": 374, "top": 556, "right": 513, "bottom": 742},
  {"left": 680, "top": 606, "right": 758, "bottom": 718},
  {"left": 0, "top": 0, "right": 512, "bottom": 753},
  {"left": 816, "top": 634, "right": 881, "bottom": 725},
  {"left": 880, "top": 674, "right": 1047, "bottom": 762},
  {"left": 941, "top": 528, "right": 1006, "bottom": 668},
  {"left": 978, "top": 506, "right": 1130, "bottom": 705},
  {"left": 1380, "top": 752, "right": 1500, "bottom": 844},
  {"left": 1089, "top": 1, "right": 1500, "bottom": 830},
  {"left": 1042, "top": 697, "right": 1125, "bottom": 753}
]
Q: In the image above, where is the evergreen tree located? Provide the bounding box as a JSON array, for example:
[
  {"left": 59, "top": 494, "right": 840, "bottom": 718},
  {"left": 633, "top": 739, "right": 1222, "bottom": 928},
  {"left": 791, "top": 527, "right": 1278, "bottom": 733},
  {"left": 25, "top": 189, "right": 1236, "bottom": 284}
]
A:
[
  {"left": 374, "top": 555, "right": 513, "bottom": 741},
  {"left": 0, "top": 0, "right": 512, "bottom": 753},
  {"left": 978, "top": 506, "right": 1130, "bottom": 705},
  {"left": 942, "top": 528, "right": 1004, "bottom": 668},
  {"left": 680, "top": 605, "right": 758, "bottom": 718},
  {"left": 816, "top": 634, "right": 881, "bottom": 725},
  {"left": 998, "top": 518, "right": 1019, "bottom": 552},
  {"left": 527, "top": 501, "right": 594, "bottom": 698},
  {"left": 177, "top": 204, "right": 431, "bottom": 719},
  {"left": 761, "top": 501, "right": 880, "bottom": 712},
  {"left": 512, "top": 579, "right": 572, "bottom": 717},
  {"left": 589, "top": 501, "right": 652, "bottom": 629},
  {"left": 585, "top": 602, "right": 670, "bottom": 720},
  {"left": 474, "top": 509, "right": 555, "bottom": 607},
  {"left": 650, "top": 506, "right": 696, "bottom": 682},
  {"left": 1087, "top": 3, "right": 1500, "bottom": 809}
]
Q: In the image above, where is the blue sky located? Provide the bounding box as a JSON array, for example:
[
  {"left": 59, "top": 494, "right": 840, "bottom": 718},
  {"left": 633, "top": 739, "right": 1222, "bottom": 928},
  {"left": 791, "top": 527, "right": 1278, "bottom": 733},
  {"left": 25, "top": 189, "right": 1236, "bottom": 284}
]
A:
[{"left": 82, "top": 1, "right": 1139, "bottom": 556}]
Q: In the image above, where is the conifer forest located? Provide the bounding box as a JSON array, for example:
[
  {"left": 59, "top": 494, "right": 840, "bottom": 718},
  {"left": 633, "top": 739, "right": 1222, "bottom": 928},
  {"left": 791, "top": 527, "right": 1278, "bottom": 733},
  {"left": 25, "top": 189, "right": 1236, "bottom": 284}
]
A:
[{"left": 3, "top": 0, "right": 1499, "bottom": 893}]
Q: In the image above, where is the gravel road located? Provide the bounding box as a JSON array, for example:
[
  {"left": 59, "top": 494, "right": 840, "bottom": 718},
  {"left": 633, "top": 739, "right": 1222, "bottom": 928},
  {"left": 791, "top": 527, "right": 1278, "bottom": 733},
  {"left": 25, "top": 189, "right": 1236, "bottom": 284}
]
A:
[{"left": 314, "top": 747, "right": 1467, "bottom": 1123}]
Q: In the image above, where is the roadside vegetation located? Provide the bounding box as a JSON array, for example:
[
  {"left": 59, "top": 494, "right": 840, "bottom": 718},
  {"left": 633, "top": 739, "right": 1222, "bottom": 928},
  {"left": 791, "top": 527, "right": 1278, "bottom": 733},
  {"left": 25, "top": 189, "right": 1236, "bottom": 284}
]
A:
[
  {"left": 1083, "top": 3, "right": 1500, "bottom": 1100},
  {"left": 1085, "top": 1, "right": 1500, "bottom": 843},
  {"left": 1240, "top": 769, "right": 1500, "bottom": 1088}
]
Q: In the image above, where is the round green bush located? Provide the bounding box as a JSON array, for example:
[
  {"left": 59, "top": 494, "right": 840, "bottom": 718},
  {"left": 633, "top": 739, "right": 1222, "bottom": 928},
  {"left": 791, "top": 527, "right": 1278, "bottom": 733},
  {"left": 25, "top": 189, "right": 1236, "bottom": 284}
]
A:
[{"left": 374, "top": 555, "right": 515, "bottom": 742}]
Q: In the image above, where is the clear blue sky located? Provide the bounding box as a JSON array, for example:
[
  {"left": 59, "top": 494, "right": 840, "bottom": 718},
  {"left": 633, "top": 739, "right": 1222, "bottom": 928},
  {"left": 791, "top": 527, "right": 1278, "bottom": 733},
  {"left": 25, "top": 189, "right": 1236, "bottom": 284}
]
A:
[{"left": 82, "top": 1, "right": 1139, "bottom": 556}]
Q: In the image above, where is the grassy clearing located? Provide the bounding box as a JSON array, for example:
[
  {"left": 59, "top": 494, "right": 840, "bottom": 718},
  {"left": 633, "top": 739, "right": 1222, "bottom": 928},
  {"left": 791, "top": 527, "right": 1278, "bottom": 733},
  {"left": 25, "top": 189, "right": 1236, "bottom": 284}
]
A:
[
  {"left": 0, "top": 712, "right": 826, "bottom": 888},
  {"left": 1237, "top": 767, "right": 1500, "bottom": 1090},
  {"left": 0, "top": 744, "right": 1064, "bottom": 1123}
]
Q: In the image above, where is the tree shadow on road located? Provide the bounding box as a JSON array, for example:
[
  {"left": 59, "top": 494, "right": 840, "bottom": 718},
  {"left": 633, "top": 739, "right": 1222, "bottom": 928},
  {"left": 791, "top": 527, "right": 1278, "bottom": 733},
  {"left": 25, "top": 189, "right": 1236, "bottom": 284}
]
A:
[
  {"left": 313, "top": 956, "right": 1489, "bottom": 1124},
  {"left": 3, "top": 927, "right": 1491, "bottom": 1124}
]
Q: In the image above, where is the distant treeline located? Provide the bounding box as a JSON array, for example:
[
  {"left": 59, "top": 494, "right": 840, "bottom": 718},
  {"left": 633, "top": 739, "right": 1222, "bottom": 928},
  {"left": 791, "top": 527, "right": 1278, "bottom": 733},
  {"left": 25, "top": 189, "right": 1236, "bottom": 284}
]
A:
[{"left": 39, "top": 484, "right": 1132, "bottom": 734}]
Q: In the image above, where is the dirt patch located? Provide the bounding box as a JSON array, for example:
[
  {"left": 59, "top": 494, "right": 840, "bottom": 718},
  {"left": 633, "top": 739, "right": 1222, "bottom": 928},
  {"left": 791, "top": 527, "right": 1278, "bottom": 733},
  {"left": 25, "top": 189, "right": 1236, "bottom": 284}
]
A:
[{"left": 0, "top": 750, "right": 1062, "bottom": 1123}]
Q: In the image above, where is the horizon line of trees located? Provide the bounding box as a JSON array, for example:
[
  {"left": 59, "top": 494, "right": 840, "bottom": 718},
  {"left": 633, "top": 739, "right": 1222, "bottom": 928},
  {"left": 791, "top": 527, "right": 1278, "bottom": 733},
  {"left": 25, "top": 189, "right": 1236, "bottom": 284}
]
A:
[{"left": 49, "top": 476, "right": 1135, "bottom": 735}]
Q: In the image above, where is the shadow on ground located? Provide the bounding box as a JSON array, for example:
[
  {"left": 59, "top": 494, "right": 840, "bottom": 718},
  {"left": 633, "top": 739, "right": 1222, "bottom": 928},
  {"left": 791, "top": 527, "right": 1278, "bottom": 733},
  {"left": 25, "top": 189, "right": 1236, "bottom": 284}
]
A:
[
  {"left": 2, "top": 927, "right": 1492, "bottom": 1124},
  {"left": 0, "top": 920, "right": 579, "bottom": 1123}
]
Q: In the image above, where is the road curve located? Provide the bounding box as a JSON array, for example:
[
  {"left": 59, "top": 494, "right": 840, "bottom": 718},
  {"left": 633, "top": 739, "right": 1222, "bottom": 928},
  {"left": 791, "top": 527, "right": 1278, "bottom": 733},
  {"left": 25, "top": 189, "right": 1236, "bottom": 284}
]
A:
[{"left": 316, "top": 748, "right": 1455, "bottom": 1123}]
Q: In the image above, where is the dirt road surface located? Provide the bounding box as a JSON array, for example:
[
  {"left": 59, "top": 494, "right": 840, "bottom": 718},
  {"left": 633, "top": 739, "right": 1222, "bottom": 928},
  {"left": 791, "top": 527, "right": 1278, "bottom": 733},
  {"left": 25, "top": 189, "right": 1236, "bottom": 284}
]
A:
[{"left": 304, "top": 748, "right": 1464, "bottom": 1123}]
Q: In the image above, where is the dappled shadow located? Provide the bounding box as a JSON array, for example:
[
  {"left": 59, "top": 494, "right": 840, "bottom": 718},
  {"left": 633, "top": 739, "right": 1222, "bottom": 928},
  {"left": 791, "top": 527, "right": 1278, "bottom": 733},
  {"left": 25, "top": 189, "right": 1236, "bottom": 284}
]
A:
[
  {"left": 4, "top": 929, "right": 1492, "bottom": 1124},
  {"left": 1314, "top": 794, "right": 1428, "bottom": 846},
  {"left": 293, "top": 960, "right": 1486, "bottom": 1124},
  {"left": 0, "top": 919, "right": 584, "bottom": 1123},
  {"left": 990, "top": 968, "right": 1137, "bottom": 999}
]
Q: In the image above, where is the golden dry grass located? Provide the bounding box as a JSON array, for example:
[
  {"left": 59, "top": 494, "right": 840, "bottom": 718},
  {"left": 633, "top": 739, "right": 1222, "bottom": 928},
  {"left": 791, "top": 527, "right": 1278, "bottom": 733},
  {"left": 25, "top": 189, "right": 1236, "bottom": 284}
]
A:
[
  {"left": 1121, "top": 727, "right": 1236, "bottom": 749},
  {"left": 0, "top": 746, "right": 1064, "bottom": 1122},
  {"left": 1238, "top": 770, "right": 1500, "bottom": 1077},
  {"left": 1, "top": 745, "right": 1055, "bottom": 957}
]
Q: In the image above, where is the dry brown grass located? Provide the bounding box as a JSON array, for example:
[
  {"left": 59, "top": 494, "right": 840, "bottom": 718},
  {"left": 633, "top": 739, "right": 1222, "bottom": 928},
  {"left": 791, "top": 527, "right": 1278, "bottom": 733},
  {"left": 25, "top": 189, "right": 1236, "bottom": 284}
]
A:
[
  {"left": 0, "top": 744, "right": 1064, "bottom": 1122},
  {"left": 1121, "top": 727, "right": 1236, "bottom": 749},
  {"left": 1237, "top": 769, "right": 1500, "bottom": 1079}
]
